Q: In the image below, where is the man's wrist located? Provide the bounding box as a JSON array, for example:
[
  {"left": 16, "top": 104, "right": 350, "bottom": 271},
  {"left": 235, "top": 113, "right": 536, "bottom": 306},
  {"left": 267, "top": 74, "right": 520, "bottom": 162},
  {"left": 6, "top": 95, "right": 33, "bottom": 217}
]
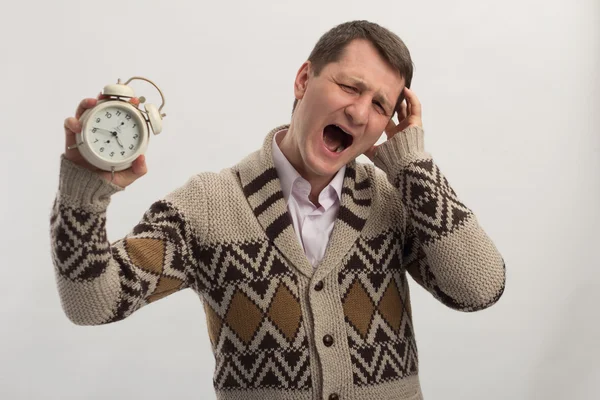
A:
[
  {"left": 372, "top": 125, "right": 429, "bottom": 177},
  {"left": 57, "top": 155, "right": 124, "bottom": 212}
]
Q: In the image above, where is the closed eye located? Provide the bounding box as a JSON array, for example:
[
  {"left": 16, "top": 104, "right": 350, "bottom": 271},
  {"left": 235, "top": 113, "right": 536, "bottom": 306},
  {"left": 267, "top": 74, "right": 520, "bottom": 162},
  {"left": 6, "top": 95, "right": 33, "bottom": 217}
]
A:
[
  {"left": 373, "top": 101, "right": 387, "bottom": 114},
  {"left": 340, "top": 82, "right": 389, "bottom": 115},
  {"left": 340, "top": 84, "right": 358, "bottom": 93}
]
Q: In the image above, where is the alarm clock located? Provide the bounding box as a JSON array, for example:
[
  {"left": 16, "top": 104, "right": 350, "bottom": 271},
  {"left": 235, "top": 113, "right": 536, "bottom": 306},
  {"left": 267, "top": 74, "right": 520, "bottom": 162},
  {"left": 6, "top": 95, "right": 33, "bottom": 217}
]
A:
[{"left": 70, "top": 76, "right": 167, "bottom": 173}]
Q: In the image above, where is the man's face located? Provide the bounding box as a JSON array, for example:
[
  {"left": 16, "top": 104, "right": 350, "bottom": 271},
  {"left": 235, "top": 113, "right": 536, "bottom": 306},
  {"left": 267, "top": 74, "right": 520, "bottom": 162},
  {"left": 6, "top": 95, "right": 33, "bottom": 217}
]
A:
[{"left": 290, "top": 39, "right": 405, "bottom": 179}]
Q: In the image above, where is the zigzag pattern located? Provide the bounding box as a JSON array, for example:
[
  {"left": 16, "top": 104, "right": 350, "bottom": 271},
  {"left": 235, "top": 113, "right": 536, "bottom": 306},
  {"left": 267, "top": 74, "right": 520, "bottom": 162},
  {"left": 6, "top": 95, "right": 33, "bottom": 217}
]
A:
[
  {"left": 339, "top": 229, "right": 419, "bottom": 386},
  {"left": 395, "top": 159, "right": 473, "bottom": 245},
  {"left": 349, "top": 337, "right": 418, "bottom": 385},
  {"left": 50, "top": 200, "right": 200, "bottom": 322},
  {"left": 215, "top": 349, "right": 312, "bottom": 390},
  {"left": 198, "top": 240, "right": 312, "bottom": 390},
  {"left": 196, "top": 240, "right": 293, "bottom": 293},
  {"left": 51, "top": 203, "right": 111, "bottom": 280}
]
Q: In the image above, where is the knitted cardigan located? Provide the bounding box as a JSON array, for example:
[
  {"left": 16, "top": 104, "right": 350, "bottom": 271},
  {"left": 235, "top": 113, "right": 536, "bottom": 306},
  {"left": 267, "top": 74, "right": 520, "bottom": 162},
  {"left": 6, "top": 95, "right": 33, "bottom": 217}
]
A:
[{"left": 50, "top": 124, "right": 506, "bottom": 400}]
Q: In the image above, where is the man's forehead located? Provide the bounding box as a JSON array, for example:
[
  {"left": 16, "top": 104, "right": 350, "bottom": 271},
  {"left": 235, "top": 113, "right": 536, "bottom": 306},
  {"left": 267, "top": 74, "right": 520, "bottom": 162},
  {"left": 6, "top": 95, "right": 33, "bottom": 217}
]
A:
[{"left": 336, "top": 71, "right": 404, "bottom": 91}]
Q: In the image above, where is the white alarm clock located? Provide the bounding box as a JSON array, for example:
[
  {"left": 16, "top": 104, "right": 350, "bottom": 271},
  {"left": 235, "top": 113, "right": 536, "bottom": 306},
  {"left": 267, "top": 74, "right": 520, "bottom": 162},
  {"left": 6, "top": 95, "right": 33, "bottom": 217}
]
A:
[{"left": 71, "top": 76, "right": 167, "bottom": 173}]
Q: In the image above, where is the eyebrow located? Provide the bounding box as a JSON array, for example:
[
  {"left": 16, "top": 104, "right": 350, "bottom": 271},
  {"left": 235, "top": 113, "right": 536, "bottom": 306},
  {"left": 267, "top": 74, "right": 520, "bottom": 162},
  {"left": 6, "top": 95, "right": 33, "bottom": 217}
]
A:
[{"left": 340, "top": 74, "right": 393, "bottom": 114}]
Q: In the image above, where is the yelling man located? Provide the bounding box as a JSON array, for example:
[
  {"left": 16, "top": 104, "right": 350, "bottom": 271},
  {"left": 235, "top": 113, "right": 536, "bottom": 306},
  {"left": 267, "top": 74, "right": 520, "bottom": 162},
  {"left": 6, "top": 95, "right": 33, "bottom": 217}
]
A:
[{"left": 52, "top": 20, "right": 506, "bottom": 400}]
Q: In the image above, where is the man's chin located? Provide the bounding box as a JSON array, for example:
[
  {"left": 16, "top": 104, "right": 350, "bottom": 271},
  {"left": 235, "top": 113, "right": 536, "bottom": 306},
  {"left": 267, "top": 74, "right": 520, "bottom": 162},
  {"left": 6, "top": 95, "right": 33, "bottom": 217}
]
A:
[
  {"left": 306, "top": 157, "right": 346, "bottom": 178},
  {"left": 302, "top": 144, "right": 352, "bottom": 178}
]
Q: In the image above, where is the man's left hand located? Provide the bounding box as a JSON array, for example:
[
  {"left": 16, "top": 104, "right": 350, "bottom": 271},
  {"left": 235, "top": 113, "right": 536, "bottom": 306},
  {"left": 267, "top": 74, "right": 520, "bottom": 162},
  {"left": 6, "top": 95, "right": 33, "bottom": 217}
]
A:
[{"left": 365, "top": 87, "right": 423, "bottom": 160}]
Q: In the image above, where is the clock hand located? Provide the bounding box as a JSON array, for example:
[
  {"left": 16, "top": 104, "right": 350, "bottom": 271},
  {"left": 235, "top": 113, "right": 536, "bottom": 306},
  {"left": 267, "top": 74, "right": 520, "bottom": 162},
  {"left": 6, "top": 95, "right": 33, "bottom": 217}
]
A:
[
  {"left": 114, "top": 136, "right": 125, "bottom": 148},
  {"left": 93, "top": 127, "right": 116, "bottom": 135}
]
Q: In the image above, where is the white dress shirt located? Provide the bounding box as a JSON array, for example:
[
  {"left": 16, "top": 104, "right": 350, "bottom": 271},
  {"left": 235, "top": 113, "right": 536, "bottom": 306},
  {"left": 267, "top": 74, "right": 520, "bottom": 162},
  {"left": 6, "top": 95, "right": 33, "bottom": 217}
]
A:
[{"left": 272, "top": 129, "right": 346, "bottom": 268}]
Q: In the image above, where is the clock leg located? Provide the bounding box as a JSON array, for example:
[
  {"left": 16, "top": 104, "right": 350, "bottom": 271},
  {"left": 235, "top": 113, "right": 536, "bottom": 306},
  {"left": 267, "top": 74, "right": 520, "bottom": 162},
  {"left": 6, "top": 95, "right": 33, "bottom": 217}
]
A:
[{"left": 67, "top": 141, "right": 83, "bottom": 150}]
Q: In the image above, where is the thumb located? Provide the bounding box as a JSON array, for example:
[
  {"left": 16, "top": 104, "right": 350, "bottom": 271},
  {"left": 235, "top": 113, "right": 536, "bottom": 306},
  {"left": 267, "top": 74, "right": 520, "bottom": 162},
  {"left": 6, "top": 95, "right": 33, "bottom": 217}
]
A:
[
  {"left": 117, "top": 155, "right": 148, "bottom": 186},
  {"left": 131, "top": 154, "right": 148, "bottom": 176}
]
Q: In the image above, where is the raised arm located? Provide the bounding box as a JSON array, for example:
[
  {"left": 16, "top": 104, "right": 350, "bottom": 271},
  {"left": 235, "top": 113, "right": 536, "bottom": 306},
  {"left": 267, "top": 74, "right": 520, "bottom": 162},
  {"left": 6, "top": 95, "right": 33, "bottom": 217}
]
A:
[
  {"left": 51, "top": 97, "right": 204, "bottom": 325},
  {"left": 370, "top": 89, "right": 505, "bottom": 311}
]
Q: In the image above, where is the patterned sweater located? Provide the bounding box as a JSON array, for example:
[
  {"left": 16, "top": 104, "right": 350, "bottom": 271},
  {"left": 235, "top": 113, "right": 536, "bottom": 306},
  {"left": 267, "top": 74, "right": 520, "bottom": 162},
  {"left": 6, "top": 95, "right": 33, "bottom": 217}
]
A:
[{"left": 50, "top": 125, "right": 506, "bottom": 400}]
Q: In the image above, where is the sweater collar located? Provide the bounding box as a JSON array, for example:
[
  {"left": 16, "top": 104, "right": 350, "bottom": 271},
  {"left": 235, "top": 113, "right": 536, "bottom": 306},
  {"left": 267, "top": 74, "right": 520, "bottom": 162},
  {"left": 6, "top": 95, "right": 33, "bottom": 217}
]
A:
[{"left": 235, "top": 124, "right": 373, "bottom": 279}]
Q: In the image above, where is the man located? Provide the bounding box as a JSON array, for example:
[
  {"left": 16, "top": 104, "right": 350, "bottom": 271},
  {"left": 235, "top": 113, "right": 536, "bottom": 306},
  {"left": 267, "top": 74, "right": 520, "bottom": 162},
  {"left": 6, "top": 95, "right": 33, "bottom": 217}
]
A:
[{"left": 52, "top": 20, "right": 505, "bottom": 400}]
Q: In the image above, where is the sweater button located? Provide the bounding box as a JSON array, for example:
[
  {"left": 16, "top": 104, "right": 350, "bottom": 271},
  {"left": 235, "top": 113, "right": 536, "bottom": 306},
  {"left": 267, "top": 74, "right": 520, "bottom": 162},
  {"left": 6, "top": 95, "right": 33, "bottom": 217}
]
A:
[
  {"left": 328, "top": 394, "right": 339, "bottom": 400},
  {"left": 323, "top": 334, "right": 334, "bottom": 347},
  {"left": 314, "top": 281, "right": 324, "bottom": 291}
]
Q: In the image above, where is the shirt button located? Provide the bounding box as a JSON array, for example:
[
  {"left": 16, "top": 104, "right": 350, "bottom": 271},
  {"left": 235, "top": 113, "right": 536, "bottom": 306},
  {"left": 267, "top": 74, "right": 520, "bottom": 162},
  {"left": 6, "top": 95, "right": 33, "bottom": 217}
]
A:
[
  {"left": 323, "top": 334, "right": 334, "bottom": 347},
  {"left": 314, "top": 281, "right": 324, "bottom": 291},
  {"left": 328, "top": 394, "right": 339, "bottom": 400}
]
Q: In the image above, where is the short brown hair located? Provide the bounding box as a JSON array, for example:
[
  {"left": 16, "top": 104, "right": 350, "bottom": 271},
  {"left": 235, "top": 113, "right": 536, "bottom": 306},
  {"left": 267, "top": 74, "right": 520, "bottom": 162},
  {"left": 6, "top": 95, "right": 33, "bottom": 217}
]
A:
[{"left": 292, "top": 20, "right": 414, "bottom": 114}]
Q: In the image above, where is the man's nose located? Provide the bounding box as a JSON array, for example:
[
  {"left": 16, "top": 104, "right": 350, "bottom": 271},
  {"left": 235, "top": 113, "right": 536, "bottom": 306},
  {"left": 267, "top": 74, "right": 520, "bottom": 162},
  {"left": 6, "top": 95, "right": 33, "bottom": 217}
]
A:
[{"left": 344, "top": 97, "right": 370, "bottom": 126}]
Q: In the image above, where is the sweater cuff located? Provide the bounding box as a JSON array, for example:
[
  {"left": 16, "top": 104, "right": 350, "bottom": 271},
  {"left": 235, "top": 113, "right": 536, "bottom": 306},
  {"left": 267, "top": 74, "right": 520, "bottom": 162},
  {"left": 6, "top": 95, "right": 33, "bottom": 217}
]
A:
[
  {"left": 57, "top": 155, "right": 124, "bottom": 212},
  {"left": 372, "top": 125, "right": 429, "bottom": 177}
]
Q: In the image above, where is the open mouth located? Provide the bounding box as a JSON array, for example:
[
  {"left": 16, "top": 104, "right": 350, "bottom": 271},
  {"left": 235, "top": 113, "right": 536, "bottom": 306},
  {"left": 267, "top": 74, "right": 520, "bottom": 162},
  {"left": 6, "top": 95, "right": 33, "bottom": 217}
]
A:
[{"left": 323, "top": 124, "right": 353, "bottom": 153}]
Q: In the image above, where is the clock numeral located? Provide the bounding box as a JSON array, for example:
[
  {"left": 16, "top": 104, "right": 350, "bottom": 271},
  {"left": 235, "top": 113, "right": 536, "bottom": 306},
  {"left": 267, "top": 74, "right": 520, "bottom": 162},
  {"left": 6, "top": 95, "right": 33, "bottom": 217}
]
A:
[
  {"left": 94, "top": 138, "right": 99, "bottom": 143},
  {"left": 96, "top": 118, "right": 101, "bottom": 123},
  {"left": 129, "top": 144, "right": 134, "bottom": 150},
  {"left": 132, "top": 124, "right": 137, "bottom": 128},
  {"left": 121, "top": 151, "right": 125, "bottom": 156},
  {"left": 133, "top": 134, "right": 139, "bottom": 139},
  {"left": 105, "top": 112, "right": 112, "bottom": 118},
  {"left": 126, "top": 114, "right": 132, "bottom": 120},
  {"left": 92, "top": 128, "right": 97, "bottom": 133},
  {"left": 110, "top": 151, "right": 115, "bottom": 157},
  {"left": 100, "top": 147, "right": 105, "bottom": 152},
  {"left": 116, "top": 111, "right": 122, "bottom": 116}
]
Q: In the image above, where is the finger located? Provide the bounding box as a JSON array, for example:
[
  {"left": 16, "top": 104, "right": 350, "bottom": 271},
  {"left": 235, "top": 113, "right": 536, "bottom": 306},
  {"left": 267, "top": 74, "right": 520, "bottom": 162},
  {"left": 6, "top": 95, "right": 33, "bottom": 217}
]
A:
[
  {"left": 64, "top": 117, "right": 81, "bottom": 135},
  {"left": 131, "top": 154, "right": 147, "bottom": 176},
  {"left": 75, "top": 98, "right": 98, "bottom": 119},
  {"left": 403, "top": 90, "right": 412, "bottom": 117},
  {"left": 64, "top": 117, "right": 81, "bottom": 153},
  {"left": 403, "top": 87, "right": 422, "bottom": 119},
  {"left": 119, "top": 155, "right": 148, "bottom": 185},
  {"left": 395, "top": 102, "right": 410, "bottom": 132},
  {"left": 397, "top": 101, "right": 408, "bottom": 122}
]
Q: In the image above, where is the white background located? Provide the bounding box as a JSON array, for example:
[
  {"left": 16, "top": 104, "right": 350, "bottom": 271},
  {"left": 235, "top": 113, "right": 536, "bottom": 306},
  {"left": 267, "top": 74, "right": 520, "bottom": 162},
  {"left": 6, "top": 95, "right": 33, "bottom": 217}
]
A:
[{"left": 1, "top": 0, "right": 598, "bottom": 399}]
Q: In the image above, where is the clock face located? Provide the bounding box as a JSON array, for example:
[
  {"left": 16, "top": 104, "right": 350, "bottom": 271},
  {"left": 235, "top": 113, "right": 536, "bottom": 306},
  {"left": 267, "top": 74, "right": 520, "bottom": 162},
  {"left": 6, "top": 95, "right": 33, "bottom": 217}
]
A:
[{"left": 87, "top": 105, "right": 144, "bottom": 161}]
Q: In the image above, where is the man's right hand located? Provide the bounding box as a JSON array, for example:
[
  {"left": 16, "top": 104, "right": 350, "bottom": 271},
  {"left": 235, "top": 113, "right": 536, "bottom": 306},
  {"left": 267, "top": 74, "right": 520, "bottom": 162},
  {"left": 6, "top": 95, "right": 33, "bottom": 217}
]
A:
[{"left": 63, "top": 94, "right": 148, "bottom": 188}]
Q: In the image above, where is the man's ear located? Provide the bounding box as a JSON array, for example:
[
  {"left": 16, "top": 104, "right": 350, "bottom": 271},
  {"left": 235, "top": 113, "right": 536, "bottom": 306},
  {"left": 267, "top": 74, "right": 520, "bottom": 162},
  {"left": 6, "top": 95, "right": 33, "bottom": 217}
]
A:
[{"left": 294, "top": 61, "right": 311, "bottom": 100}]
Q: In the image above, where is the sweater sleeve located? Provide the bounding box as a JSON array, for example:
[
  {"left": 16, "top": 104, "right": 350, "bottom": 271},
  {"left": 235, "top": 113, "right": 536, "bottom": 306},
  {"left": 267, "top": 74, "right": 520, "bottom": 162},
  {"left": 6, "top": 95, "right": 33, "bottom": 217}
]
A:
[
  {"left": 372, "top": 126, "right": 506, "bottom": 311},
  {"left": 49, "top": 155, "right": 204, "bottom": 325}
]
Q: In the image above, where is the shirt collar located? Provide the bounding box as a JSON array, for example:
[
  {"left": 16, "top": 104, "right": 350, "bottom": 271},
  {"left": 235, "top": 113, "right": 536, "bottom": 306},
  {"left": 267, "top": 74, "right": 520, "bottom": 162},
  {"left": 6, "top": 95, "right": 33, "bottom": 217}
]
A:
[{"left": 272, "top": 128, "right": 345, "bottom": 207}]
